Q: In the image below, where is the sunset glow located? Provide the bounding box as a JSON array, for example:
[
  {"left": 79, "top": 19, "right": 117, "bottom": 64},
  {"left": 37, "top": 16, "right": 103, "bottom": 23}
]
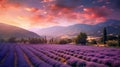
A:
[{"left": 0, "top": 0, "right": 119, "bottom": 29}]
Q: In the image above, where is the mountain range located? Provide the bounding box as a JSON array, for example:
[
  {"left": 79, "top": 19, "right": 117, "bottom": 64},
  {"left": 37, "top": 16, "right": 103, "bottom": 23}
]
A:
[
  {"left": 32, "top": 19, "right": 120, "bottom": 38},
  {"left": 0, "top": 23, "right": 40, "bottom": 39}
]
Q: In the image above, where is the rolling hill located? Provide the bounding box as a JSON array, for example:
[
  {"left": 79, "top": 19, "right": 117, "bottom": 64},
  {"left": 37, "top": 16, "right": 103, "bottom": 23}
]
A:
[
  {"left": 32, "top": 19, "right": 120, "bottom": 38},
  {"left": 0, "top": 23, "right": 40, "bottom": 38}
]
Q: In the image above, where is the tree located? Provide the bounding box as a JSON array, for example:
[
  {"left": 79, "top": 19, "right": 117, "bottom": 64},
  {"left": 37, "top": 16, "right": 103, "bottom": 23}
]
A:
[
  {"left": 0, "top": 39, "right": 5, "bottom": 43},
  {"left": 8, "top": 37, "right": 16, "bottom": 43},
  {"left": 103, "top": 27, "right": 107, "bottom": 44},
  {"left": 20, "top": 38, "right": 28, "bottom": 44},
  {"left": 90, "top": 39, "right": 97, "bottom": 44},
  {"left": 75, "top": 32, "right": 87, "bottom": 45},
  {"left": 107, "top": 40, "right": 118, "bottom": 47},
  {"left": 59, "top": 39, "right": 68, "bottom": 44},
  {"left": 58, "top": 38, "right": 72, "bottom": 44},
  {"left": 118, "top": 34, "right": 120, "bottom": 47},
  {"left": 107, "top": 35, "right": 117, "bottom": 40},
  {"left": 43, "top": 36, "right": 47, "bottom": 44},
  {"left": 49, "top": 38, "right": 55, "bottom": 44},
  {"left": 29, "top": 38, "right": 41, "bottom": 44}
]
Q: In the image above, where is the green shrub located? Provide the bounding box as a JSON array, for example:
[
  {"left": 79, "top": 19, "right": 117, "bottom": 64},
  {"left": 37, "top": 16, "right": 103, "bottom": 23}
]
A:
[
  {"left": 107, "top": 40, "right": 118, "bottom": 47},
  {"left": 89, "top": 39, "right": 97, "bottom": 44},
  {"left": 59, "top": 39, "right": 68, "bottom": 44},
  {"left": 8, "top": 37, "right": 17, "bottom": 43}
]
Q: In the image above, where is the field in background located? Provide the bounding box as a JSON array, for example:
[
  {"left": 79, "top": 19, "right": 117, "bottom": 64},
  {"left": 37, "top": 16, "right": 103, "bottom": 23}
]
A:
[{"left": 0, "top": 43, "right": 120, "bottom": 67}]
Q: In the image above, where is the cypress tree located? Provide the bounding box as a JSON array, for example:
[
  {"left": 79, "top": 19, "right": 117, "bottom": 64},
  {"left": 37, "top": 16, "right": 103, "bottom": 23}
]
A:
[
  {"left": 118, "top": 34, "right": 120, "bottom": 47},
  {"left": 103, "top": 27, "right": 107, "bottom": 44}
]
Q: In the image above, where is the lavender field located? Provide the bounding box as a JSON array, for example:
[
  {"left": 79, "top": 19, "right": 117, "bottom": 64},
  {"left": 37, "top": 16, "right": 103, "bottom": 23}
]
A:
[{"left": 0, "top": 43, "right": 119, "bottom": 67}]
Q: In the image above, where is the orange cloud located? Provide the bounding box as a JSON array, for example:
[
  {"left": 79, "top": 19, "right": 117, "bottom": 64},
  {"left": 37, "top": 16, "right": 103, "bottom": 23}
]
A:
[
  {"left": 25, "top": 7, "right": 39, "bottom": 12},
  {"left": 30, "top": 14, "right": 56, "bottom": 23},
  {"left": 29, "top": 14, "right": 59, "bottom": 28},
  {"left": 30, "top": 15, "right": 44, "bottom": 22}
]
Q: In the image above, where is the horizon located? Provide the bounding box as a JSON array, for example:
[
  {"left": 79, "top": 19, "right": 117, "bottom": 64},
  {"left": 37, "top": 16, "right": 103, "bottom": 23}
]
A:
[
  {"left": 0, "top": 19, "right": 120, "bottom": 30},
  {"left": 0, "top": 17, "right": 120, "bottom": 38}
]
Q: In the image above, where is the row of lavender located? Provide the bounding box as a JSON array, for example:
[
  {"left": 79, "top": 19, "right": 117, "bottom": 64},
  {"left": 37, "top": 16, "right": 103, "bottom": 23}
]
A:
[{"left": 0, "top": 43, "right": 120, "bottom": 67}]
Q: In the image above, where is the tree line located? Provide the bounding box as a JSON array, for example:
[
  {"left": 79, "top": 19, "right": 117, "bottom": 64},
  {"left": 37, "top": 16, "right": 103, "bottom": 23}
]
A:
[
  {"left": 0, "top": 32, "right": 87, "bottom": 45},
  {"left": 0, "top": 27, "right": 120, "bottom": 47}
]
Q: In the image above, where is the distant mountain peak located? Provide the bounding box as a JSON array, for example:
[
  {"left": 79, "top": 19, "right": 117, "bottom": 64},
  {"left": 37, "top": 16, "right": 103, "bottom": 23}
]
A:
[{"left": 31, "top": 19, "right": 120, "bottom": 38}]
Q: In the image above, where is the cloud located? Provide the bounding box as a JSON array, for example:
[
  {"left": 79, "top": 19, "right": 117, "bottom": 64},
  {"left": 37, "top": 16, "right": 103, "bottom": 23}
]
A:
[
  {"left": 47, "top": 0, "right": 113, "bottom": 25},
  {"left": 42, "top": 0, "right": 54, "bottom": 3},
  {"left": 53, "top": 0, "right": 82, "bottom": 9},
  {"left": 30, "top": 15, "right": 45, "bottom": 22},
  {"left": 29, "top": 14, "right": 59, "bottom": 27},
  {"left": 81, "top": 6, "right": 112, "bottom": 24},
  {"left": 0, "top": 0, "right": 6, "bottom": 4},
  {"left": 48, "top": 4, "right": 111, "bottom": 24},
  {"left": 83, "top": 6, "right": 111, "bottom": 18},
  {"left": 0, "top": 0, "right": 119, "bottom": 29},
  {"left": 25, "top": 7, "right": 39, "bottom": 12},
  {"left": 0, "top": 0, "right": 7, "bottom": 8}
]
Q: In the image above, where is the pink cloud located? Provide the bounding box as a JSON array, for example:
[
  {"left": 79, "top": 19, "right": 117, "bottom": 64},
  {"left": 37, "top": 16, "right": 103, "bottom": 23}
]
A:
[
  {"left": 81, "top": 6, "right": 112, "bottom": 24},
  {"left": 0, "top": 0, "right": 114, "bottom": 29}
]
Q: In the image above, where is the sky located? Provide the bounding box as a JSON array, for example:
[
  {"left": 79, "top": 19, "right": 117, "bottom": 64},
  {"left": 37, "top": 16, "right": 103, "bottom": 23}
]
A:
[{"left": 0, "top": 0, "right": 120, "bottom": 29}]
